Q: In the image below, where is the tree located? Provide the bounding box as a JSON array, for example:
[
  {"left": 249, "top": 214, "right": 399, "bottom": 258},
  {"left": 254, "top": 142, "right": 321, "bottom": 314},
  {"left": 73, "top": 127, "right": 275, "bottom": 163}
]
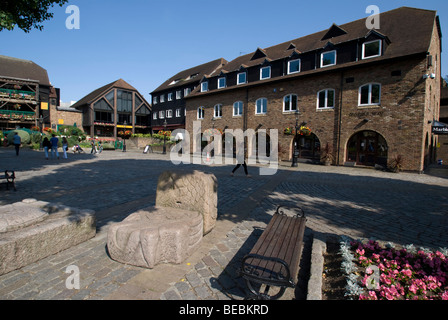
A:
[{"left": 0, "top": 0, "right": 68, "bottom": 33}]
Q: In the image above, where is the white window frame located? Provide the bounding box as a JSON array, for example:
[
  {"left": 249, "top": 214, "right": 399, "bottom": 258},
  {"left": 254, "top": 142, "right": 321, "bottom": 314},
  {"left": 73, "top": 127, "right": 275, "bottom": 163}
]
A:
[
  {"left": 260, "top": 66, "right": 271, "bottom": 80},
  {"left": 321, "top": 50, "right": 337, "bottom": 68},
  {"left": 358, "top": 83, "right": 381, "bottom": 106},
  {"left": 201, "top": 81, "right": 208, "bottom": 92},
  {"left": 218, "top": 77, "right": 226, "bottom": 89},
  {"left": 175, "top": 108, "right": 181, "bottom": 117},
  {"left": 153, "top": 112, "right": 157, "bottom": 120},
  {"left": 197, "top": 107, "right": 204, "bottom": 120},
  {"left": 214, "top": 104, "right": 222, "bottom": 118},
  {"left": 255, "top": 98, "right": 267, "bottom": 115},
  {"left": 160, "top": 94, "right": 165, "bottom": 103},
  {"left": 153, "top": 96, "right": 158, "bottom": 104},
  {"left": 176, "top": 90, "right": 182, "bottom": 99},
  {"left": 237, "top": 72, "right": 247, "bottom": 85},
  {"left": 159, "top": 110, "right": 165, "bottom": 119},
  {"left": 283, "top": 94, "right": 298, "bottom": 112},
  {"left": 287, "top": 59, "right": 301, "bottom": 74},
  {"left": 317, "top": 89, "right": 335, "bottom": 109},
  {"left": 166, "top": 109, "right": 173, "bottom": 118},
  {"left": 362, "top": 40, "right": 382, "bottom": 60},
  {"left": 233, "top": 101, "right": 243, "bottom": 116},
  {"left": 184, "top": 88, "right": 192, "bottom": 96},
  {"left": 167, "top": 93, "right": 173, "bottom": 101}
]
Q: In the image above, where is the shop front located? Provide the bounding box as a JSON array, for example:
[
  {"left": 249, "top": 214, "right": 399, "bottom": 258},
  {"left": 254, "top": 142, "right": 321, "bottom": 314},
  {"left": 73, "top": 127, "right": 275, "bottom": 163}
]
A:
[{"left": 346, "top": 130, "right": 388, "bottom": 167}]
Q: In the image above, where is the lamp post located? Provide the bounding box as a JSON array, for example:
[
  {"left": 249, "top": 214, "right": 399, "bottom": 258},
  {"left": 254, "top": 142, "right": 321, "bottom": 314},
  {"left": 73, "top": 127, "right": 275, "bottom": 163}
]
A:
[
  {"left": 291, "top": 110, "right": 300, "bottom": 167},
  {"left": 122, "top": 121, "right": 127, "bottom": 152},
  {"left": 162, "top": 119, "right": 167, "bottom": 154},
  {"left": 39, "top": 115, "right": 44, "bottom": 150}
]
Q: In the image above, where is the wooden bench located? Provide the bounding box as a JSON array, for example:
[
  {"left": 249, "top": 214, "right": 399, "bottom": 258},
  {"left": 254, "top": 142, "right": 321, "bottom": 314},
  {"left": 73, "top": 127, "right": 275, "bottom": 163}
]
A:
[
  {"left": 0, "top": 170, "right": 16, "bottom": 191},
  {"left": 239, "top": 205, "right": 306, "bottom": 300}
]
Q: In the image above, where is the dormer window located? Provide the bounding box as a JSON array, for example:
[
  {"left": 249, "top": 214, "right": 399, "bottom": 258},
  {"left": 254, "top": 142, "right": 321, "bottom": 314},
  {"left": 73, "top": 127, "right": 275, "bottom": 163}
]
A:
[
  {"left": 321, "top": 50, "right": 336, "bottom": 67},
  {"left": 288, "top": 59, "right": 301, "bottom": 74},
  {"left": 260, "top": 66, "right": 271, "bottom": 80},
  {"left": 362, "top": 40, "right": 382, "bottom": 59},
  {"left": 218, "top": 77, "right": 226, "bottom": 89},
  {"left": 201, "top": 81, "right": 208, "bottom": 92},
  {"left": 237, "top": 72, "right": 246, "bottom": 85}
]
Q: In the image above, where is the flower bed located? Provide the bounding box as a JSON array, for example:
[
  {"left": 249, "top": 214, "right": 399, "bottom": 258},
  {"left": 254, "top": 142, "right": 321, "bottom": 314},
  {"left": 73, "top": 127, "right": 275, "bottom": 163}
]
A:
[{"left": 339, "top": 237, "right": 448, "bottom": 300}]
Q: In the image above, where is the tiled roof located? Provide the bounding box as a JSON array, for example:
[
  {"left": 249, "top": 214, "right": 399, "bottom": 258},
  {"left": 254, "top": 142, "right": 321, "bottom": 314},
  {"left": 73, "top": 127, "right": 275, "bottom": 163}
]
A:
[
  {"left": 71, "top": 79, "right": 142, "bottom": 109},
  {"left": 0, "top": 55, "right": 51, "bottom": 86},
  {"left": 216, "top": 7, "right": 438, "bottom": 75},
  {"left": 151, "top": 58, "right": 227, "bottom": 93}
]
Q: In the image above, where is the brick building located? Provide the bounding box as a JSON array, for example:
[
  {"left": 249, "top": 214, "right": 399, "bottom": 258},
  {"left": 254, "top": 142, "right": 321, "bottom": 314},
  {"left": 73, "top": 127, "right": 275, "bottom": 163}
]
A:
[{"left": 184, "top": 7, "right": 442, "bottom": 172}]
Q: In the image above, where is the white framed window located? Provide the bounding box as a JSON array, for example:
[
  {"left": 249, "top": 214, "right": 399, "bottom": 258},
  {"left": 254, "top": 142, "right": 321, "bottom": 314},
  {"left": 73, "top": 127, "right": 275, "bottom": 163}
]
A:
[
  {"left": 159, "top": 110, "right": 165, "bottom": 119},
  {"left": 218, "top": 77, "right": 226, "bottom": 89},
  {"left": 153, "top": 113, "right": 157, "bottom": 120},
  {"left": 175, "top": 108, "right": 181, "bottom": 117},
  {"left": 283, "top": 94, "right": 298, "bottom": 112},
  {"left": 233, "top": 101, "right": 243, "bottom": 116},
  {"left": 362, "top": 40, "right": 382, "bottom": 59},
  {"left": 237, "top": 72, "right": 246, "bottom": 85},
  {"left": 166, "top": 109, "right": 173, "bottom": 118},
  {"left": 260, "top": 66, "right": 271, "bottom": 80},
  {"left": 160, "top": 94, "right": 165, "bottom": 103},
  {"left": 256, "top": 98, "right": 267, "bottom": 114},
  {"left": 167, "top": 93, "right": 173, "bottom": 101},
  {"left": 321, "top": 50, "right": 336, "bottom": 67},
  {"left": 176, "top": 90, "right": 182, "bottom": 99},
  {"left": 287, "top": 59, "right": 301, "bottom": 74},
  {"left": 317, "top": 89, "right": 335, "bottom": 109},
  {"left": 201, "top": 81, "right": 208, "bottom": 92},
  {"left": 359, "top": 83, "right": 381, "bottom": 106},
  {"left": 153, "top": 96, "right": 158, "bottom": 104},
  {"left": 184, "top": 88, "right": 192, "bottom": 96},
  {"left": 214, "top": 104, "right": 222, "bottom": 118},
  {"left": 197, "top": 107, "right": 204, "bottom": 120}
]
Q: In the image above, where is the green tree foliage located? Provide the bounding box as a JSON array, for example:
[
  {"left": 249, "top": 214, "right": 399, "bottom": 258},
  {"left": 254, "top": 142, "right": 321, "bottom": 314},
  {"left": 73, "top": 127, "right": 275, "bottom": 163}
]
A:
[{"left": 0, "top": 0, "right": 68, "bottom": 33}]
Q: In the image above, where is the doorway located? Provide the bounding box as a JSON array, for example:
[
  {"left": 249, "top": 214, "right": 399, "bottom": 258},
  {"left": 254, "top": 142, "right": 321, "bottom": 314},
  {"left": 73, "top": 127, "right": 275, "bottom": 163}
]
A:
[{"left": 346, "top": 131, "right": 388, "bottom": 167}]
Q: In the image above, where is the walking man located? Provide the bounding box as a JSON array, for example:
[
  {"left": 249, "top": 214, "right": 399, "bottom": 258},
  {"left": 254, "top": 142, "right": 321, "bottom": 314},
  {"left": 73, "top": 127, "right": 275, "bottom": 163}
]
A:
[
  {"left": 50, "top": 134, "right": 59, "bottom": 159},
  {"left": 13, "top": 132, "right": 21, "bottom": 156}
]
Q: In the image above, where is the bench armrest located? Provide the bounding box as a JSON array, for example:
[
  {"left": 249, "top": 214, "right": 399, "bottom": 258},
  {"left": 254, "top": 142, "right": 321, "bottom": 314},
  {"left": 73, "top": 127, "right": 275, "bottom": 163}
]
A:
[{"left": 240, "top": 253, "right": 295, "bottom": 288}]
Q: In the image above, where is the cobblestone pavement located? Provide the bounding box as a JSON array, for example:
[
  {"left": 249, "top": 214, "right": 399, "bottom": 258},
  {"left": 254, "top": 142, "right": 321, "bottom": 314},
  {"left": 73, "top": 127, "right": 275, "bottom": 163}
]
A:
[{"left": 0, "top": 147, "right": 447, "bottom": 300}]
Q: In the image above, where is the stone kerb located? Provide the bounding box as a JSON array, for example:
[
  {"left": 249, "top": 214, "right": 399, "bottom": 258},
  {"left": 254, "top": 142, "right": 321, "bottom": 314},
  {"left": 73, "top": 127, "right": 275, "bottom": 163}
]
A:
[{"left": 107, "top": 170, "right": 218, "bottom": 269}]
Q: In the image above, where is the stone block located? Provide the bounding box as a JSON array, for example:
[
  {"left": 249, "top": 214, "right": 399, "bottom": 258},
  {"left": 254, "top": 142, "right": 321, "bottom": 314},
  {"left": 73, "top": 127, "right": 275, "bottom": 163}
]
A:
[
  {"left": 155, "top": 170, "right": 218, "bottom": 235},
  {"left": 107, "top": 206, "right": 203, "bottom": 269},
  {"left": 0, "top": 199, "right": 96, "bottom": 276}
]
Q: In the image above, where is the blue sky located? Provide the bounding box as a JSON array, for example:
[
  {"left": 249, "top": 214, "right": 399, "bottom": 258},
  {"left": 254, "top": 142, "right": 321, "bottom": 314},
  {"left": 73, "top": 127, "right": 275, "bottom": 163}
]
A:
[{"left": 1, "top": 0, "right": 447, "bottom": 105}]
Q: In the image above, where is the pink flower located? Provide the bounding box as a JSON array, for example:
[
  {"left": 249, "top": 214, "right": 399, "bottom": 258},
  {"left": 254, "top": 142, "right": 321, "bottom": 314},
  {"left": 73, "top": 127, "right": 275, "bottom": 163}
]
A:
[{"left": 442, "top": 291, "right": 448, "bottom": 300}]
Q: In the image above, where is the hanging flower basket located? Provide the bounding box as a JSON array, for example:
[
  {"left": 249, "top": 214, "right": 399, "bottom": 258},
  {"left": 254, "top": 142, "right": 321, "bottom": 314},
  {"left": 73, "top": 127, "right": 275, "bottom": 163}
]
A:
[
  {"left": 284, "top": 127, "right": 295, "bottom": 135},
  {"left": 118, "top": 130, "right": 132, "bottom": 139},
  {"left": 299, "top": 126, "right": 311, "bottom": 136},
  {"left": 203, "top": 128, "right": 223, "bottom": 137}
]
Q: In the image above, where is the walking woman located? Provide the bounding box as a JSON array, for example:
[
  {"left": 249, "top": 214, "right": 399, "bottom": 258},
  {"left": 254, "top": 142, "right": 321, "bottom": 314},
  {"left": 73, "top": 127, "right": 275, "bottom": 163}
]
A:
[{"left": 62, "top": 137, "right": 68, "bottom": 159}]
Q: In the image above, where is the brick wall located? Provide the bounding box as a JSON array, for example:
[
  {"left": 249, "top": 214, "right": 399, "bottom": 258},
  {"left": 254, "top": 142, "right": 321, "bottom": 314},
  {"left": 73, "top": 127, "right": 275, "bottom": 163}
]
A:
[{"left": 185, "top": 27, "right": 441, "bottom": 172}]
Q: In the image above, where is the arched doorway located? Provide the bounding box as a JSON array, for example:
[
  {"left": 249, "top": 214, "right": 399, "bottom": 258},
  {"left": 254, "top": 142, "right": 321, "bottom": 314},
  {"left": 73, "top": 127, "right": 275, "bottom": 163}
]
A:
[
  {"left": 290, "top": 133, "right": 321, "bottom": 161},
  {"left": 346, "top": 131, "right": 388, "bottom": 167}
]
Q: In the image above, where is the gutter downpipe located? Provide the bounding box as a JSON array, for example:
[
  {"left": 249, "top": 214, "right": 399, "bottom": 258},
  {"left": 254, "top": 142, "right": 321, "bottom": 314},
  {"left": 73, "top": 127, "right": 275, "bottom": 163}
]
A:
[{"left": 337, "top": 71, "right": 344, "bottom": 166}]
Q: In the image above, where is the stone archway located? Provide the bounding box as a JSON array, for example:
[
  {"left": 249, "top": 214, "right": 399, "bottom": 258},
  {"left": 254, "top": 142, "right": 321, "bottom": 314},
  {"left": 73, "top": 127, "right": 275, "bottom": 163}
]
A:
[{"left": 346, "top": 130, "right": 388, "bottom": 167}]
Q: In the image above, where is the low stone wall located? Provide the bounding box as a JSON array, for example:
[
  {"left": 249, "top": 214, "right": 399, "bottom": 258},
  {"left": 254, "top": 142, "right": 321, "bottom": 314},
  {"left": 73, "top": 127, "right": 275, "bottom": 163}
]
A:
[{"left": 0, "top": 199, "right": 96, "bottom": 276}]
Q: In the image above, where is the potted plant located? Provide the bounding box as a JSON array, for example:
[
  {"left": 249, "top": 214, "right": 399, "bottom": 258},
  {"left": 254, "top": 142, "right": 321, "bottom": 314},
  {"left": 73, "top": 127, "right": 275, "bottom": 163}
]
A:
[
  {"left": 388, "top": 154, "right": 403, "bottom": 173},
  {"left": 321, "top": 142, "right": 334, "bottom": 166}
]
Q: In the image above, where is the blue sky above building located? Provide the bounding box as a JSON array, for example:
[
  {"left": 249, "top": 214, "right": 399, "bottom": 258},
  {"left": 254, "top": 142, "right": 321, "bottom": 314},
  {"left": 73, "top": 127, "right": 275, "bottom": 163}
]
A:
[{"left": 0, "top": 0, "right": 447, "bottom": 105}]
